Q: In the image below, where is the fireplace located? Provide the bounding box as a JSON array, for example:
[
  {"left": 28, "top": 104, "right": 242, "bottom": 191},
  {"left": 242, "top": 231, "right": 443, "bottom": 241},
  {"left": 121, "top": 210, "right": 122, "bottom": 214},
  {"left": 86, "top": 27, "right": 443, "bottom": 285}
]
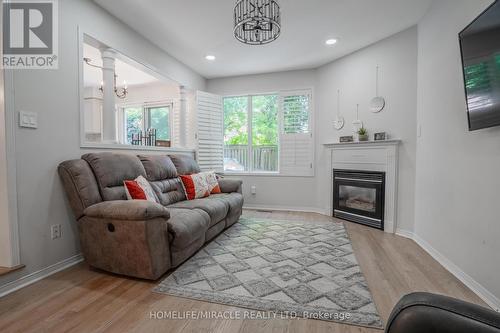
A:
[{"left": 333, "top": 169, "right": 385, "bottom": 230}]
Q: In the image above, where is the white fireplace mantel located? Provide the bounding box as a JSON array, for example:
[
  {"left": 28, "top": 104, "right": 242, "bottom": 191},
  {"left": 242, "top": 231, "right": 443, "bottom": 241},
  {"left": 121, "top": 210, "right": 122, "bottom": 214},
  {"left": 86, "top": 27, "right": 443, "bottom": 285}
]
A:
[{"left": 324, "top": 140, "right": 401, "bottom": 233}]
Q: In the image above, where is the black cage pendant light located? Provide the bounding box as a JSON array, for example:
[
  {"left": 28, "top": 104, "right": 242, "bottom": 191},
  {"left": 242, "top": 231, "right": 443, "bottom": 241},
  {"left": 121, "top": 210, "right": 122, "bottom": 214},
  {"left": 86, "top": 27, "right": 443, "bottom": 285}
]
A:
[{"left": 234, "top": 0, "right": 281, "bottom": 45}]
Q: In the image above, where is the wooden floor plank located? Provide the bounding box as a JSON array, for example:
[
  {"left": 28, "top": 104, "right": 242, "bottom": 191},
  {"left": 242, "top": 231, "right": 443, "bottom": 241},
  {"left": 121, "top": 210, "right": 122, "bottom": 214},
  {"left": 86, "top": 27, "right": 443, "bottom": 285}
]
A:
[{"left": 0, "top": 210, "right": 487, "bottom": 333}]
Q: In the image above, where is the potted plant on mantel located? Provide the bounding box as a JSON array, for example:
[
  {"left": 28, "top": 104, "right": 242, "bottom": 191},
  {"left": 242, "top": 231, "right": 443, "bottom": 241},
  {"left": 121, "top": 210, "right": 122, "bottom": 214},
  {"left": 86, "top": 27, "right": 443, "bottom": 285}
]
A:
[{"left": 357, "top": 127, "right": 369, "bottom": 141}]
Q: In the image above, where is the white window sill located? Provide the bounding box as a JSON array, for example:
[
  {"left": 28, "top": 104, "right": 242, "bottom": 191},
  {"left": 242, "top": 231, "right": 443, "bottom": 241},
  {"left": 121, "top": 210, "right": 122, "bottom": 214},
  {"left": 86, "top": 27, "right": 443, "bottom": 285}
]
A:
[
  {"left": 223, "top": 172, "right": 279, "bottom": 177},
  {"left": 80, "top": 142, "right": 195, "bottom": 154},
  {"left": 221, "top": 172, "right": 313, "bottom": 178}
]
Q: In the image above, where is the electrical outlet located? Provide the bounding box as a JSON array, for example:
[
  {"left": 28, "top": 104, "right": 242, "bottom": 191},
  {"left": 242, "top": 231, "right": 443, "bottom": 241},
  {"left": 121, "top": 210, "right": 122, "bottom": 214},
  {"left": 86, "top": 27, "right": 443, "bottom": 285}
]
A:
[
  {"left": 51, "top": 225, "right": 62, "bottom": 239},
  {"left": 251, "top": 185, "right": 257, "bottom": 195}
]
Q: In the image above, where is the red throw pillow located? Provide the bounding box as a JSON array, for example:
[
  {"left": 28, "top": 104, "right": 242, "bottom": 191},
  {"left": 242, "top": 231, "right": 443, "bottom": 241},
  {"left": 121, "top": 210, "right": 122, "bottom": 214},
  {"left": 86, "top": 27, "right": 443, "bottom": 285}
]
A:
[
  {"left": 124, "top": 175, "right": 157, "bottom": 202},
  {"left": 180, "top": 173, "right": 211, "bottom": 200}
]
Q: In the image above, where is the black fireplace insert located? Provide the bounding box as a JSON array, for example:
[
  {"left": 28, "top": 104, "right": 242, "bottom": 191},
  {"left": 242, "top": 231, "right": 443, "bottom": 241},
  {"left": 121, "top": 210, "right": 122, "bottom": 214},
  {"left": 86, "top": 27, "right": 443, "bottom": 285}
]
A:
[{"left": 333, "top": 169, "right": 385, "bottom": 230}]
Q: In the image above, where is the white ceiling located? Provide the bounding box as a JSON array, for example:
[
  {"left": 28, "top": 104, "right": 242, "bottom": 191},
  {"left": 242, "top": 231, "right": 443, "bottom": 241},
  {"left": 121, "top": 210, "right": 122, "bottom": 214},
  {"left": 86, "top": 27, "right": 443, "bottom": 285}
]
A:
[
  {"left": 94, "top": 0, "right": 432, "bottom": 79},
  {"left": 83, "top": 43, "right": 159, "bottom": 87}
]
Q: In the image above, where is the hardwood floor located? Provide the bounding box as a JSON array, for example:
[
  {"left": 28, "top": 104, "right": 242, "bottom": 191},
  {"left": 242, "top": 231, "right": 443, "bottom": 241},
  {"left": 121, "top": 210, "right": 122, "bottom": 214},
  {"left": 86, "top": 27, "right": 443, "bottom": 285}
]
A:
[
  {"left": 0, "top": 265, "right": 24, "bottom": 277},
  {"left": 0, "top": 210, "right": 486, "bottom": 333}
]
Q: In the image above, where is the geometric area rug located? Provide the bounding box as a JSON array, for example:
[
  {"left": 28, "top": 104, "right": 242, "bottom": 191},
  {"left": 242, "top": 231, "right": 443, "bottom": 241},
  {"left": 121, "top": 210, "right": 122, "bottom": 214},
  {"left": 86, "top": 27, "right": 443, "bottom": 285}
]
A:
[{"left": 154, "top": 217, "right": 383, "bottom": 329}]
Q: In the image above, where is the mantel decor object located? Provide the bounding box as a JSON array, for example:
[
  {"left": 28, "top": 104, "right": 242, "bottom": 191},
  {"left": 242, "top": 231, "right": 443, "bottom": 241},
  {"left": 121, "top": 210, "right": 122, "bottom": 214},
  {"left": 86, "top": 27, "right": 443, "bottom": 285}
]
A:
[
  {"left": 357, "top": 127, "right": 369, "bottom": 142},
  {"left": 352, "top": 104, "right": 363, "bottom": 132},
  {"left": 374, "top": 132, "right": 387, "bottom": 141},
  {"left": 370, "top": 65, "right": 386, "bottom": 113},
  {"left": 339, "top": 136, "right": 354, "bottom": 143},
  {"left": 333, "top": 89, "right": 345, "bottom": 130}
]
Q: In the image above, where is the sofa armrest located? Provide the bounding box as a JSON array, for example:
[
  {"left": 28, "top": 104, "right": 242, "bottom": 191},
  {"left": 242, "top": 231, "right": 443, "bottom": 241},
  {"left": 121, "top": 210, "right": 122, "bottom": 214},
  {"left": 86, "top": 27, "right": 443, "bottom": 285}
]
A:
[
  {"left": 217, "top": 178, "right": 243, "bottom": 194},
  {"left": 79, "top": 201, "right": 171, "bottom": 280},
  {"left": 83, "top": 200, "right": 170, "bottom": 221},
  {"left": 386, "top": 292, "right": 500, "bottom": 333}
]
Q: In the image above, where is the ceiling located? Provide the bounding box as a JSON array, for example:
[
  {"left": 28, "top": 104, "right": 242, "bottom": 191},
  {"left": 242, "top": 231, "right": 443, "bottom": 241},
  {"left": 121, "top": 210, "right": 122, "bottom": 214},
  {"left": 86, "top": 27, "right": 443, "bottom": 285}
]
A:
[
  {"left": 83, "top": 43, "right": 159, "bottom": 87},
  {"left": 94, "top": 0, "right": 433, "bottom": 79}
]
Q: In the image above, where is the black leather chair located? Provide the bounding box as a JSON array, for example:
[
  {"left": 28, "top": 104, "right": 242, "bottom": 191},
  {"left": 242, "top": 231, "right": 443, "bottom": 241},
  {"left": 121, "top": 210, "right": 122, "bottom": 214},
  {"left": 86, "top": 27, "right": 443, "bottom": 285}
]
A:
[{"left": 386, "top": 292, "right": 500, "bottom": 332}]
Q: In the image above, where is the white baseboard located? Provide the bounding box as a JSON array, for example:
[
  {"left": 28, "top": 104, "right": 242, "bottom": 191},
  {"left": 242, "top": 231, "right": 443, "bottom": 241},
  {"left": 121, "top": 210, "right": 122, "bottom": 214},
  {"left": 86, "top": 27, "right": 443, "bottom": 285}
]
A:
[
  {"left": 243, "top": 205, "right": 328, "bottom": 216},
  {"left": 0, "top": 254, "right": 84, "bottom": 298},
  {"left": 409, "top": 233, "right": 500, "bottom": 312},
  {"left": 395, "top": 228, "right": 414, "bottom": 239}
]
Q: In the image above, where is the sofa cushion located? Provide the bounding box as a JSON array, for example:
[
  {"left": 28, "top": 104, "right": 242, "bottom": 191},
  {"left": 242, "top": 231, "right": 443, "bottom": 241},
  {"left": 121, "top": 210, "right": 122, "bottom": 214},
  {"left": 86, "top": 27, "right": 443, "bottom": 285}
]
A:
[
  {"left": 166, "top": 208, "right": 210, "bottom": 250},
  {"left": 58, "top": 159, "right": 103, "bottom": 220},
  {"left": 169, "top": 154, "right": 201, "bottom": 175},
  {"left": 167, "top": 198, "right": 229, "bottom": 227},
  {"left": 138, "top": 155, "right": 177, "bottom": 180},
  {"left": 205, "top": 193, "right": 243, "bottom": 227},
  {"left": 205, "top": 220, "right": 226, "bottom": 242},
  {"left": 217, "top": 178, "right": 243, "bottom": 194},
  {"left": 138, "top": 155, "right": 185, "bottom": 206},
  {"left": 82, "top": 153, "right": 146, "bottom": 201}
]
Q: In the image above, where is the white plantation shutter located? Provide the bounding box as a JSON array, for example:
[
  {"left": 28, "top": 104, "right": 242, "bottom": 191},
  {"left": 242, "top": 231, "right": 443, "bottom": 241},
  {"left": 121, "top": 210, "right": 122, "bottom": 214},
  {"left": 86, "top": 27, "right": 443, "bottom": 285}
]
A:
[
  {"left": 279, "top": 90, "right": 314, "bottom": 176},
  {"left": 196, "top": 91, "right": 224, "bottom": 171},
  {"left": 185, "top": 90, "right": 197, "bottom": 149},
  {"left": 171, "top": 99, "right": 181, "bottom": 147}
]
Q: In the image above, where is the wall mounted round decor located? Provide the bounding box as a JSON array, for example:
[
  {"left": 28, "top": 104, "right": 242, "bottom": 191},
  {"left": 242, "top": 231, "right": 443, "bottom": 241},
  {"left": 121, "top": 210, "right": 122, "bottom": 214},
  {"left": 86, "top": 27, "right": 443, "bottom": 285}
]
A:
[
  {"left": 370, "top": 96, "right": 385, "bottom": 113},
  {"left": 371, "top": 65, "right": 386, "bottom": 113},
  {"left": 333, "top": 116, "right": 345, "bottom": 130},
  {"left": 334, "top": 89, "right": 345, "bottom": 130}
]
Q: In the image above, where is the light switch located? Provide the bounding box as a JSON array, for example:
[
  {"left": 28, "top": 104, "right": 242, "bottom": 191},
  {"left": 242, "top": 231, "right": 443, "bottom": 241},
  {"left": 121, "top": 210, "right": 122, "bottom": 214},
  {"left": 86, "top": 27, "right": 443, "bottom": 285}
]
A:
[{"left": 19, "top": 111, "right": 38, "bottom": 129}]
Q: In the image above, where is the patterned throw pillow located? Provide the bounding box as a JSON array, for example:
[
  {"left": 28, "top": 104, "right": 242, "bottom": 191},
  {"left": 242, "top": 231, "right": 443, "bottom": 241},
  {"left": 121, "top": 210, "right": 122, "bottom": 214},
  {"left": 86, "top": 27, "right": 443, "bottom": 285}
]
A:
[
  {"left": 179, "top": 173, "right": 211, "bottom": 200},
  {"left": 201, "top": 171, "right": 221, "bottom": 194},
  {"left": 124, "top": 175, "right": 158, "bottom": 202}
]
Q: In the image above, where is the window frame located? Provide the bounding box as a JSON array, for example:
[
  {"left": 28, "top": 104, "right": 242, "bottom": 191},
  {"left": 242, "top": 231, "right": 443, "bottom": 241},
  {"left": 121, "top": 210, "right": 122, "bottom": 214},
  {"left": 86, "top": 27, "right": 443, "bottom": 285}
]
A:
[
  {"left": 118, "top": 101, "right": 173, "bottom": 145},
  {"left": 223, "top": 93, "right": 280, "bottom": 175},
  {"left": 223, "top": 89, "right": 314, "bottom": 176}
]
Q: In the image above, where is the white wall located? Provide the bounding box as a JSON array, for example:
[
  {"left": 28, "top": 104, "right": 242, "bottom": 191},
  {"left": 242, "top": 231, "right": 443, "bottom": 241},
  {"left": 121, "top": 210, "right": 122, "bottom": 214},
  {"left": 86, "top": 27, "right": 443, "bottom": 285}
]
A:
[
  {"left": 207, "top": 28, "right": 418, "bottom": 232},
  {"left": 316, "top": 27, "right": 418, "bottom": 232},
  {"left": 208, "top": 70, "right": 321, "bottom": 212},
  {"left": 415, "top": 0, "right": 500, "bottom": 307},
  {"left": 0, "top": 0, "right": 205, "bottom": 288}
]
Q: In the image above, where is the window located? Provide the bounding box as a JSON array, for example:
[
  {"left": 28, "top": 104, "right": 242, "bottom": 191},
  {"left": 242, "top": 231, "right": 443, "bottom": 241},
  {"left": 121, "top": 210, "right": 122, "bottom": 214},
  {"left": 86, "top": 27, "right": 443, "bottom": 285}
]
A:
[
  {"left": 148, "top": 106, "right": 170, "bottom": 141},
  {"left": 252, "top": 95, "right": 279, "bottom": 172},
  {"left": 224, "top": 94, "right": 279, "bottom": 173},
  {"left": 124, "top": 107, "right": 143, "bottom": 144},
  {"left": 121, "top": 104, "right": 171, "bottom": 144},
  {"left": 224, "top": 96, "right": 249, "bottom": 171},
  {"left": 223, "top": 90, "right": 313, "bottom": 176},
  {"left": 283, "top": 94, "right": 311, "bottom": 134}
]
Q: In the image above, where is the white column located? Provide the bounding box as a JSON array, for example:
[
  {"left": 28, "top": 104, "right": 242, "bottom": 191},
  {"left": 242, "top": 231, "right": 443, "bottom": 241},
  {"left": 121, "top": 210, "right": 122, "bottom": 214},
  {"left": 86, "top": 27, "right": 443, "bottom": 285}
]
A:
[
  {"left": 179, "top": 85, "right": 187, "bottom": 148},
  {"left": 101, "top": 49, "right": 117, "bottom": 143},
  {"left": 0, "top": 2, "right": 20, "bottom": 267}
]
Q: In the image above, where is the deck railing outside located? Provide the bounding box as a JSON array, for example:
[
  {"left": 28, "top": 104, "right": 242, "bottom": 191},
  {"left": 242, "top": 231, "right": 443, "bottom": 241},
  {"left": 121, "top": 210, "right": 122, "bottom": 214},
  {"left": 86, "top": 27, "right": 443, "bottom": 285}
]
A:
[{"left": 224, "top": 145, "right": 278, "bottom": 172}]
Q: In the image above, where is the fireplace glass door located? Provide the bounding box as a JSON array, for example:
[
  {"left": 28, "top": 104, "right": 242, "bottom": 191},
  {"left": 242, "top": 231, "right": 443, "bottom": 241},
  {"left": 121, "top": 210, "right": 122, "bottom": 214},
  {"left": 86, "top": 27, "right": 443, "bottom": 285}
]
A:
[
  {"left": 333, "top": 170, "right": 385, "bottom": 229},
  {"left": 338, "top": 185, "right": 377, "bottom": 213}
]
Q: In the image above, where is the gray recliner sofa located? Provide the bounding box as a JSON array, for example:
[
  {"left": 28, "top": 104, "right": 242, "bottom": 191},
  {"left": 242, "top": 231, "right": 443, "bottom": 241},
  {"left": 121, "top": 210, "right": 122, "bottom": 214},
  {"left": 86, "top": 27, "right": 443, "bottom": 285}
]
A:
[{"left": 58, "top": 152, "right": 243, "bottom": 280}]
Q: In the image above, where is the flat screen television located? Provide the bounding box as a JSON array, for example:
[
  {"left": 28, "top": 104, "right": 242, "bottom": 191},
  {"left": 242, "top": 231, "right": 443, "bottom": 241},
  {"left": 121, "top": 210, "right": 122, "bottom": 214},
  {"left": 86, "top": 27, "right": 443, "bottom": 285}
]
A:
[{"left": 459, "top": 0, "right": 500, "bottom": 131}]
